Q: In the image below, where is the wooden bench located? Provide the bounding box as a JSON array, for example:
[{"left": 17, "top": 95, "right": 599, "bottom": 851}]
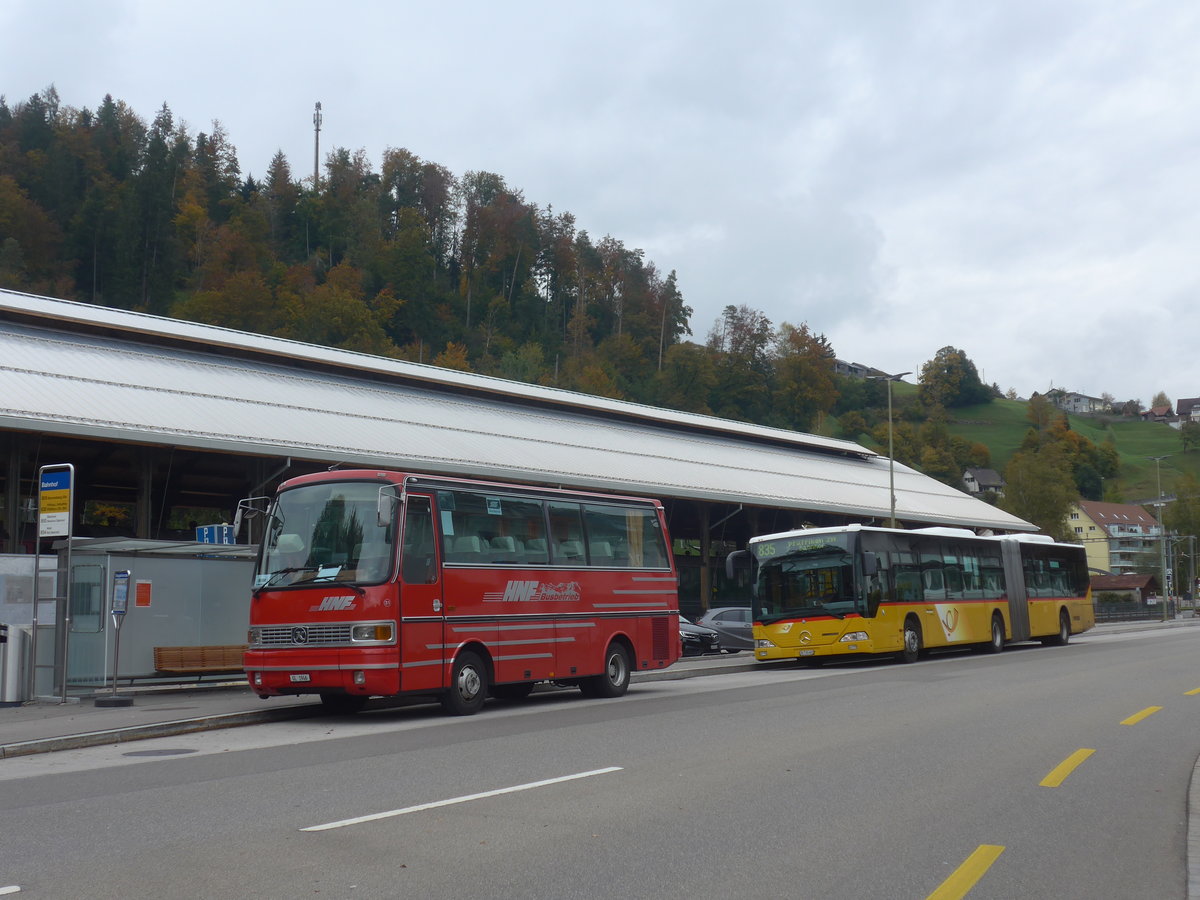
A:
[{"left": 153, "top": 645, "right": 248, "bottom": 674}]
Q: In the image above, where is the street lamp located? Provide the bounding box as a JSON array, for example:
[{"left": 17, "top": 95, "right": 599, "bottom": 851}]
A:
[
  {"left": 1147, "top": 454, "right": 1170, "bottom": 622},
  {"left": 870, "top": 371, "right": 911, "bottom": 528}
]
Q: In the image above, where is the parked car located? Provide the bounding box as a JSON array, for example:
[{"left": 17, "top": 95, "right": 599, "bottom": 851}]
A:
[
  {"left": 696, "top": 606, "right": 754, "bottom": 652},
  {"left": 679, "top": 615, "right": 722, "bottom": 656}
]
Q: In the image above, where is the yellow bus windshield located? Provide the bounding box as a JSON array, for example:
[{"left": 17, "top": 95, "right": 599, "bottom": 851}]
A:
[{"left": 753, "top": 534, "right": 866, "bottom": 623}]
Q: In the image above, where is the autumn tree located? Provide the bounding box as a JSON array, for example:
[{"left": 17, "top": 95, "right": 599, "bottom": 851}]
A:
[
  {"left": 1019, "top": 406, "right": 1118, "bottom": 501},
  {"left": 1181, "top": 421, "right": 1200, "bottom": 452},
  {"left": 707, "top": 304, "right": 773, "bottom": 423},
  {"left": 917, "top": 346, "right": 993, "bottom": 409},
  {"left": 1000, "top": 445, "right": 1078, "bottom": 540},
  {"left": 279, "top": 262, "right": 397, "bottom": 355},
  {"left": 497, "top": 342, "right": 548, "bottom": 385},
  {"left": 653, "top": 342, "right": 717, "bottom": 415},
  {"left": 432, "top": 341, "right": 472, "bottom": 372},
  {"left": 651, "top": 269, "right": 691, "bottom": 371},
  {"left": 1025, "top": 393, "right": 1057, "bottom": 433},
  {"left": 1165, "top": 474, "right": 1200, "bottom": 594},
  {"left": 838, "top": 411, "right": 868, "bottom": 440},
  {"left": 771, "top": 322, "right": 838, "bottom": 432}
]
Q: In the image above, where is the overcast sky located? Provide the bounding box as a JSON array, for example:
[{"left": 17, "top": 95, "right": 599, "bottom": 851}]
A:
[{"left": 4, "top": 1, "right": 1199, "bottom": 406}]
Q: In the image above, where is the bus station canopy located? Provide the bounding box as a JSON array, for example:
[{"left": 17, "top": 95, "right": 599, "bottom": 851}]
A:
[{"left": 0, "top": 288, "right": 1035, "bottom": 533}]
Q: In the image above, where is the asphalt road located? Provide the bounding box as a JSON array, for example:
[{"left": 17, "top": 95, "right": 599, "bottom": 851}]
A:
[{"left": 2, "top": 626, "right": 1198, "bottom": 899}]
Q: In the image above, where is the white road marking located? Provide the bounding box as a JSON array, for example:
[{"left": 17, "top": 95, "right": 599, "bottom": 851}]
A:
[{"left": 301, "top": 766, "right": 623, "bottom": 832}]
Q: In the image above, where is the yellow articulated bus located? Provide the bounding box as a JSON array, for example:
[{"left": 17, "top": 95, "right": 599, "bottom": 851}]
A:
[{"left": 726, "top": 525, "right": 1094, "bottom": 664}]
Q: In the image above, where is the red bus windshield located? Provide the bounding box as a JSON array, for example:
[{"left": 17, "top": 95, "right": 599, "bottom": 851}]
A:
[{"left": 255, "top": 481, "right": 394, "bottom": 591}]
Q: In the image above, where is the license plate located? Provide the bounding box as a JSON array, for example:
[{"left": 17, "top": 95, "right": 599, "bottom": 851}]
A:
[
  {"left": 289, "top": 674, "right": 311, "bottom": 683},
  {"left": 798, "top": 649, "right": 815, "bottom": 657}
]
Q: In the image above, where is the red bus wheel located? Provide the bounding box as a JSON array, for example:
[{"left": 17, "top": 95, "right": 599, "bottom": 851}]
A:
[
  {"left": 580, "top": 643, "right": 631, "bottom": 698},
  {"left": 443, "top": 651, "right": 488, "bottom": 715}
]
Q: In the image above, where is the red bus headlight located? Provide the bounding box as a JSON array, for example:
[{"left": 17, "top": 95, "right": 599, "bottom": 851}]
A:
[{"left": 351, "top": 623, "right": 395, "bottom": 643}]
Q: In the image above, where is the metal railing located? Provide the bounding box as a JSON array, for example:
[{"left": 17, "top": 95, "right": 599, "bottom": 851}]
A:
[{"left": 1093, "top": 600, "right": 1176, "bottom": 622}]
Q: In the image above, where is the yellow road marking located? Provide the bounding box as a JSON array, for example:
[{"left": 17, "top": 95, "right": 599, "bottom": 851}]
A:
[
  {"left": 1186, "top": 688, "right": 1200, "bottom": 696},
  {"left": 927, "top": 844, "right": 1005, "bottom": 900},
  {"left": 1121, "top": 706, "right": 1163, "bottom": 725},
  {"left": 1040, "top": 748, "right": 1096, "bottom": 787}
]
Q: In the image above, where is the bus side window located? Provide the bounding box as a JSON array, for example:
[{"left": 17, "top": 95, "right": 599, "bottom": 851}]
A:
[
  {"left": 581, "top": 503, "right": 666, "bottom": 568},
  {"left": 401, "top": 496, "right": 437, "bottom": 584},
  {"left": 862, "top": 560, "right": 888, "bottom": 617},
  {"left": 548, "top": 502, "right": 586, "bottom": 565},
  {"left": 887, "top": 545, "right": 922, "bottom": 603},
  {"left": 919, "top": 542, "right": 947, "bottom": 601},
  {"left": 894, "top": 569, "right": 921, "bottom": 602}
]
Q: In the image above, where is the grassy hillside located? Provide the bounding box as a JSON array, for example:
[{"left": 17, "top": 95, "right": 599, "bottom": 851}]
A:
[
  {"left": 815, "top": 386, "right": 1200, "bottom": 502},
  {"left": 944, "top": 400, "right": 1200, "bottom": 501},
  {"left": 938, "top": 398, "right": 1032, "bottom": 470}
]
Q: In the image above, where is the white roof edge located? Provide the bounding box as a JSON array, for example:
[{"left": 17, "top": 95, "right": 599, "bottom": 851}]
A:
[
  {"left": 0, "top": 411, "right": 1034, "bottom": 533},
  {"left": 0, "top": 288, "right": 876, "bottom": 460},
  {"left": 748, "top": 519, "right": 1040, "bottom": 544}
]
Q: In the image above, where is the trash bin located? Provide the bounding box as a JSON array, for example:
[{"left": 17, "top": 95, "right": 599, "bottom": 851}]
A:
[{"left": 1, "top": 624, "right": 31, "bottom": 705}]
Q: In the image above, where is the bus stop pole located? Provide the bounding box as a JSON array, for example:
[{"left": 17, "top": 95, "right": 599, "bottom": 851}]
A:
[{"left": 95, "top": 569, "right": 133, "bottom": 708}]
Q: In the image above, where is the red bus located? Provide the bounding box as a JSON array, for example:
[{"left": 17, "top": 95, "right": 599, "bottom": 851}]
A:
[{"left": 241, "top": 470, "right": 680, "bottom": 714}]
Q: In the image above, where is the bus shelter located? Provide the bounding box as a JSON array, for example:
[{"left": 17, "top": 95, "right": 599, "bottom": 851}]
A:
[{"left": 26, "top": 538, "right": 255, "bottom": 701}]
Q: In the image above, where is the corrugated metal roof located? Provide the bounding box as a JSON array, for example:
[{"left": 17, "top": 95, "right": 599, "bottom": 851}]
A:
[{"left": 0, "top": 288, "right": 1035, "bottom": 532}]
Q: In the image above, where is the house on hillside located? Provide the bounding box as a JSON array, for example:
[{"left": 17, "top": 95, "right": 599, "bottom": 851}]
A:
[
  {"left": 1071, "top": 500, "right": 1162, "bottom": 576},
  {"left": 834, "top": 360, "right": 885, "bottom": 380},
  {"left": 1043, "top": 388, "right": 1104, "bottom": 414},
  {"left": 1140, "top": 405, "right": 1178, "bottom": 425},
  {"left": 1175, "top": 397, "right": 1200, "bottom": 423},
  {"left": 962, "top": 468, "right": 1004, "bottom": 498}
]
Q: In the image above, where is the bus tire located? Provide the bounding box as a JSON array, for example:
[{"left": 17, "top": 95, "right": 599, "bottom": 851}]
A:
[
  {"left": 986, "top": 613, "right": 1005, "bottom": 654},
  {"left": 443, "top": 650, "right": 489, "bottom": 715},
  {"left": 900, "top": 618, "right": 922, "bottom": 664},
  {"left": 491, "top": 682, "right": 535, "bottom": 701},
  {"left": 320, "top": 692, "right": 368, "bottom": 714},
  {"left": 1042, "top": 610, "right": 1071, "bottom": 647},
  {"left": 580, "top": 643, "right": 631, "bottom": 698}
]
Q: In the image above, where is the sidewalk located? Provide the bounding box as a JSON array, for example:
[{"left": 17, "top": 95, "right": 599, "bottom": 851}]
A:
[{"left": 1, "top": 617, "right": 1196, "bottom": 760}]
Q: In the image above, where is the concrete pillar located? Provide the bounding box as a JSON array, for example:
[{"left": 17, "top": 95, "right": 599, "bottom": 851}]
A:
[
  {"left": 698, "top": 504, "right": 711, "bottom": 614},
  {"left": 3, "top": 433, "right": 18, "bottom": 553}
]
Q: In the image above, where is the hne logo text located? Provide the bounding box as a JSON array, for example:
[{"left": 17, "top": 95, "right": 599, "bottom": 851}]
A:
[{"left": 311, "top": 596, "right": 356, "bottom": 612}]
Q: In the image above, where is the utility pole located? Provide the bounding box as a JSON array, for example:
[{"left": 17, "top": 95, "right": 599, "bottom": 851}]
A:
[
  {"left": 1147, "top": 455, "right": 1170, "bottom": 621},
  {"left": 313, "top": 102, "right": 322, "bottom": 189},
  {"left": 869, "top": 371, "right": 911, "bottom": 528},
  {"left": 1189, "top": 534, "right": 1197, "bottom": 612}
]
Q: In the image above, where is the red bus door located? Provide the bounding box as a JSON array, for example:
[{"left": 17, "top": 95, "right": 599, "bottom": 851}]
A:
[{"left": 398, "top": 494, "right": 445, "bottom": 693}]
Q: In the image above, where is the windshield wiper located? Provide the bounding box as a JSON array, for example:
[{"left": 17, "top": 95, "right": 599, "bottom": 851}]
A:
[
  {"left": 256, "top": 566, "right": 369, "bottom": 596},
  {"left": 254, "top": 565, "right": 319, "bottom": 593}
]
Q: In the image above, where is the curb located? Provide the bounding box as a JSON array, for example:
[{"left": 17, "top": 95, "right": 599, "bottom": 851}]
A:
[
  {"left": 1191, "top": 753, "right": 1200, "bottom": 900},
  {"left": 0, "top": 704, "right": 325, "bottom": 759}
]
